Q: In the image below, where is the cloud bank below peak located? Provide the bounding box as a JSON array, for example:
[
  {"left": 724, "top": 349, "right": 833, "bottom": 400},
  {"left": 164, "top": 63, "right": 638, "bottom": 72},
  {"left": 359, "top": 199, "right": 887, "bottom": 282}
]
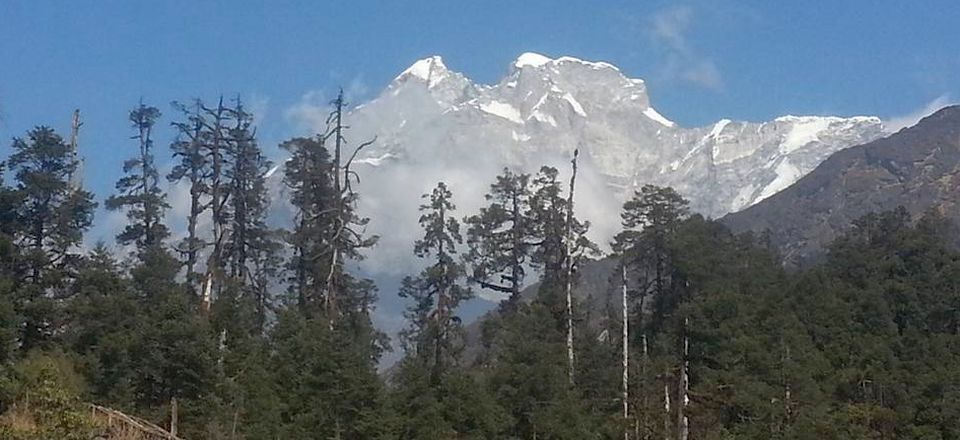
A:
[{"left": 883, "top": 94, "right": 956, "bottom": 134}]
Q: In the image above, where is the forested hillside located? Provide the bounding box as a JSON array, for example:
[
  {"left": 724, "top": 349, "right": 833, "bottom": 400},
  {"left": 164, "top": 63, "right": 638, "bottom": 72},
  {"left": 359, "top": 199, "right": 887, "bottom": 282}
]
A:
[{"left": 1, "top": 96, "right": 959, "bottom": 440}]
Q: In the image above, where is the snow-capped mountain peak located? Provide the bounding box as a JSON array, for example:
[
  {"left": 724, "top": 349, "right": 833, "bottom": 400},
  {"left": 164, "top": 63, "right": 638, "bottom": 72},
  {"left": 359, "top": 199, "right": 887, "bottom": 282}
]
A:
[
  {"left": 383, "top": 55, "right": 477, "bottom": 108},
  {"left": 288, "top": 54, "right": 885, "bottom": 293},
  {"left": 393, "top": 55, "right": 450, "bottom": 88},
  {"left": 511, "top": 52, "right": 621, "bottom": 73},
  {"left": 513, "top": 52, "right": 553, "bottom": 69}
]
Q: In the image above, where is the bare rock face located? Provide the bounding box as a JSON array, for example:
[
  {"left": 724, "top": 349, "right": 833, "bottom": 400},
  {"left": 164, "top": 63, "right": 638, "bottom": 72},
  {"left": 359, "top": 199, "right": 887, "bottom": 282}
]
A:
[{"left": 723, "top": 105, "right": 960, "bottom": 266}]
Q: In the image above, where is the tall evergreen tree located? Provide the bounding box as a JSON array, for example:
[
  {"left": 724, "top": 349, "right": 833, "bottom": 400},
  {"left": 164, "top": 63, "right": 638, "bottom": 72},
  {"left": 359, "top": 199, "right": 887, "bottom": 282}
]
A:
[
  {"left": 488, "top": 299, "right": 599, "bottom": 440},
  {"left": 323, "top": 90, "right": 377, "bottom": 321},
  {"left": 221, "top": 98, "right": 279, "bottom": 328},
  {"left": 0, "top": 164, "right": 21, "bottom": 368},
  {"left": 283, "top": 95, "right": 377, "bottom": 319},
  {"left": 527, "top": 166, "right": 596, "bottom": 291},
  {"left": 612, "top": 185, "right": 689, "bottom": 440},
  {"left": 198, "top": 98, "right": 232, "bottom": 309},
  {"left": 204, "top": 98, "right": 282, "bottom": 438},
  {"left": 63, "top": 245, "right": 140, "bottom": 408},
  {"left": 105, "top": 102, "right": 170, "bottom": 253},
  {"left": 281, "top": 136, "right": 335, "bottom": 312},
  {"left": 393, "top": 182, "right": 507, "bottom": 439},
  {"left": 128, "top": 245, "right": 217, "bottom": 438},
  {"left": 275, "top": 102, "right": 386, "bottom": 438},
  {"left": 6, "top": 126, "right": 96, "bottom": 351},
  {"left": 464, "top": 168, "right": 535, "bottom": 308},
  {"left": 613, "top": 184, "right": 689, "bottom": 319},
  {"left": 526, "top": 162, "right": 596, "bottom": 385},
  {"left": 399, "top": 182, "right": 472, "bottom": 380},
  {"left": 169, "top": 101, "right": 208, "bottom": 289},
  {"left": 270, "top": 309, "right": 388, "bottom": 440}
]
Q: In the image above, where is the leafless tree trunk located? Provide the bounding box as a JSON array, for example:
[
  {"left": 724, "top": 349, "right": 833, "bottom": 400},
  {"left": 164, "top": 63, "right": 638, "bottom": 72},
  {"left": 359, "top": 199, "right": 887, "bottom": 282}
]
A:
[
  {"left": 678, "top": 317, "right": 689, "bottom": 440},
  {"left": 170, "top": 397, "right": 178, "bottom": 437},
  {"left": 326, "top": 91, "right": 345, "bottom": 320},
  {"left": 622, "top": 263, "right": 630, "bottom": 440},
  {"left": 783, "top": 341, "right": 793, "bottom": 426},
  {"left": 68, "top": 109, "right": 82, "bottom": 188},
  {"left": 663, "top": 380, "right": 671, "bottom": 440},
  {"left": 231, "top": 408, "right": 239, "bottom": 440},
  {"left": 202, "top": 98, "right": 229, "bottom": 312},
  {"left": 184, "top": 116, "right": 202, "bottom": 288},
  {"left": 136, "top": 105, "right": 155, "bottom": 247},
  {"left": 433, "top": 198, "right": 448, "bottom": 383},
  {"left": 564, "top": 149, "right": 580, "bottom": 386},
  {"left": 642, "top": 333, "right": 649, "bottom": 440},
  {"left": 510, "top": 188, "right": 523, "bottom": 303}
]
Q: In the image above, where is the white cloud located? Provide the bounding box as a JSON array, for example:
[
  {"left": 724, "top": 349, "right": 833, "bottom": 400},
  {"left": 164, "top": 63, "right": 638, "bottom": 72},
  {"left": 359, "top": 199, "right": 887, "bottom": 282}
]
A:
[
  {"left": 344, "top": 76, "right": 371, "bottom": 103},
  {"left": 245, "top": 94, "right": 270, "bottom": 125},
  {"left": 647, "top": 5, "right": 724, "bottom": 91},
  {"left": 883, "top": 94, "right": 955, "bottom": 133},
  {"left": 285, "top": 90, "right": 330, "bottom": 135},
  {"left": 650, "top": 5, "right": 694, "bottom": 53},
  {"left": 284, "top": 76, "right": 372, "bottom": 136},
  {"left": 682, "top": 59, "right": 723, "bottom": 90}
]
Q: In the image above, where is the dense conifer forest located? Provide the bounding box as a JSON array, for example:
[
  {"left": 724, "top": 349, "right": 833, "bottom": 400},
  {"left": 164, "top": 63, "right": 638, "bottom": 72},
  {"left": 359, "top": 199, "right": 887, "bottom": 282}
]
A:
[{"left": 1, "top": 96, "right": 958, "bottom": 440}]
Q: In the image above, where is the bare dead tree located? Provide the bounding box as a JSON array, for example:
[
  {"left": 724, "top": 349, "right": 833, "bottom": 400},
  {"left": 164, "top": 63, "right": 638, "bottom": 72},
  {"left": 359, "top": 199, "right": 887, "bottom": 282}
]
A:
[
  {"left": 664, "top": 379, "right": 671, "bottom": 440},
  {"left": 678, "top": 317, "right": 689, "bottom": 440},
  {"left": 169, "top": 100, "right": 208, "bottom": 292},
  {"left": 564, "top": 148, "right": 580, "bottom": 386},
  {"left": 199, "top": 97, "right": 231, "bottom": 312},
  {"left": 68, "top": 109, "right": 83, "bottom": 188},
  {"left": 322, "top": 89, "right": 376, "bottom": 323},
  {"left": 622, "top": 262, "right": 630, "bottom": 440}
]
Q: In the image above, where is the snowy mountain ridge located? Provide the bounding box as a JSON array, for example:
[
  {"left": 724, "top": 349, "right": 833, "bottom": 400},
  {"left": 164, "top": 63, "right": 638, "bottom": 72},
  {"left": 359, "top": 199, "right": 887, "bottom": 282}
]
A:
[{"left": 294, "top": 53, "right": 885, "bottom": 289}]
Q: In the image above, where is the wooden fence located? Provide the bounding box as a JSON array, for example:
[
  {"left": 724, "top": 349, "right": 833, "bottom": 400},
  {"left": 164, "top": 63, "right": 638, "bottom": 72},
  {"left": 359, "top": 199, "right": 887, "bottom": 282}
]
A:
[{"left": 88, "top": 404, "right": 184, "bottom": 440}]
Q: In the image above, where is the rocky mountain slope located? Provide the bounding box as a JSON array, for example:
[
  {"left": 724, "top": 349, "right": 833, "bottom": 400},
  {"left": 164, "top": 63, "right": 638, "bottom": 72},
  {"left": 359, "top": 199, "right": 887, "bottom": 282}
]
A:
[{"left": 723, "top": 105, "right": 960, "bottom": 265}]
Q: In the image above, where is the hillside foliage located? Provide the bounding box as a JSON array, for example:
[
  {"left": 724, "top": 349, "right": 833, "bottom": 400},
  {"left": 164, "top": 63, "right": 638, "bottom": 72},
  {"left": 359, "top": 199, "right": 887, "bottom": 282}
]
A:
[{"left": 1, "top": 99, "right": 958, "bottom": 439}]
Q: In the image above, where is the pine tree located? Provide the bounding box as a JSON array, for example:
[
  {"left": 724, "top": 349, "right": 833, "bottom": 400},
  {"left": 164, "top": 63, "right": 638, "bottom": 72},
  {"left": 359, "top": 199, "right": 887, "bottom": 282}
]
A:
[
  {"left": 105, "top": 102, "right": 170, "bottom": 254},
  {"left": 528, "top": 166, "right": 571, "bottom": 287},
  {"left": 393, "top": 184, "right": 510, "bottom": 439},
  {"left": 270, "top": 309, "right": 388, "bottom": 440},
  {"left": 482, "top": 160, "right": 603, "bottom": 439},
  {"left": 170, "top": 98, "right": 267, "bottom": 310},
  {"left": 169, "top": 101, "right": 209, "bottom": 289},
  {"left": 6, "top": 126, "right": 96, "bottom": 351},
  {"left": 128, "top": 245, "right": 217, "bottom": 438},
  {"left": 276, "top": 104, "right": 386, "bottom": 438},
  {"left": 282, "top": 93, "right": 377, "bottom": 318},
  {"left": 613, "top": 184, "right": 689, "bottom": 322},
  {"left": 611, "top": 184, "right": 689, "bottom": 439},
  {"left": 281, "top": 136, "right": 335, "bottom": 312},
  {"left": 322, "top": 90, "right": 377, "bottom": 321},
  {"left": 221, "top": 98, "right": 279, "bottom": 329},
  {"left": 399, "top": 182, "right": 473, "bottom": 381},
  {"left": 63, "top": 245, "right": 140, "bottom": 407},
  {"left": 526, "top": 159, "right": 596, "bottom": 385},
  {"left": 0, "top": 164, "right": 21, "bottom": 367},
  {"left": 488, "top": 299, "right": 598, "bottom": 439},
  {"left": 206, "top": 98, "right": 282, "bottom": 437},
  {"left": 527, "top": 165, "right": 596, "bottom": 291},
  {"left": 464, "top": 168, "right": 535, "bottom": 309},
  {"left": 199, "top": 98, "right": 232, "bottom": 310}
]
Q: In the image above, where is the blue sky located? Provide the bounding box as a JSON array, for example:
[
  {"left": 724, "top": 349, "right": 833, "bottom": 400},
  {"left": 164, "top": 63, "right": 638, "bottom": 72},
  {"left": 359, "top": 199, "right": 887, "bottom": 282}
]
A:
[{"left": 2, "top": 0, "right": 958, "bottom": 210}]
